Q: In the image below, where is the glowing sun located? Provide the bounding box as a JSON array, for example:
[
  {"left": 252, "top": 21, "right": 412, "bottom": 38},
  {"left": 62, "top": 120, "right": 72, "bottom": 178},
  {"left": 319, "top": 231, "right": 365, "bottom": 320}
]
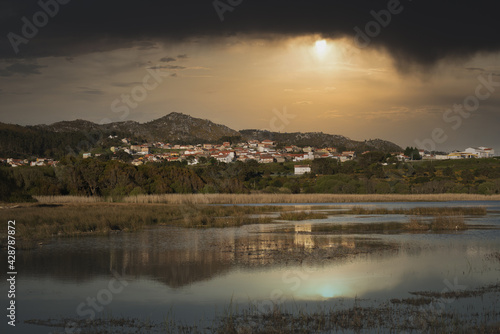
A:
[{"left": 314, "top": 39, "right": 328, "bottom": 57}]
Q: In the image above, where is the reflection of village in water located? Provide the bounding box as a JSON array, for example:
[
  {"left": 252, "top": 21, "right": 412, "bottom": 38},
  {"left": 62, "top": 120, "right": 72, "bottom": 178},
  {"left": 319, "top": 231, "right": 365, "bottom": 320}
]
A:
[{"left": 18, "top": 224, "right": 392, "bottom": 289}]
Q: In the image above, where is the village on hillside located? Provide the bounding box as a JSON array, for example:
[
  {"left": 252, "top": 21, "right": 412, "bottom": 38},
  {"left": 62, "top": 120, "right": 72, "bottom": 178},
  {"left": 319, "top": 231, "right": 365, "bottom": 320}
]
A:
[{"left": 2, "top": 137, "right": 495, "bottom": 175}]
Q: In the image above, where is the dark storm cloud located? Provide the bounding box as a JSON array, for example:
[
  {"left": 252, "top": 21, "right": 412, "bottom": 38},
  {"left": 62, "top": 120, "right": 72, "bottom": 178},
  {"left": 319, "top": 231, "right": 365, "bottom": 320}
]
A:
[
  {"left": 135, "top": 41, "right": 159, "bottom": 50},
  {"left": 78, "top": 87, "right": 104, "bottom": 95},
  {"left": 465, "top": 68, "right": 500, "bottom": 77},
  {"left": 160, "top": 57, "right": 176, "bottom": 63},
  {"left": 149, "top": 65, "right": 186, "bottom": 70},
  {"left": 1, "top": 0, "right": 499, "bottom": 67},
  {"left": 0, "top": 62, "right": 46, "bottom": 76},
  {"left": 465, "top": 67, "right": 486, "bottom": 72},
  {"left": 111, "top": 81, "right": 142, "bottom": 87}
]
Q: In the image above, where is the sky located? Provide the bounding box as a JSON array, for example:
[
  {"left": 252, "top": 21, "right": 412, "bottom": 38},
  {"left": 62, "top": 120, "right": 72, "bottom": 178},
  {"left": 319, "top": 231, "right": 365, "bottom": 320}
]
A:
[{"left": 0, "top": 0, "right": 499, "bottom": 152}]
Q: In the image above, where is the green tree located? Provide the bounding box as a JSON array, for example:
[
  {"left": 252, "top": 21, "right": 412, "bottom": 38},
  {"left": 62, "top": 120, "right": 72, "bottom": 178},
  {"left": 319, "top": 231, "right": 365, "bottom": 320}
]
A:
[
  {"left": 460, "top": 169, "right": 475, "bottom": 185},
  {"left": 443, "top": 166, "right": 454, "bottom": 178},
  {"left": 404, "top": 147, "right": 422, "bottom": 160},
  {"left": 311, "top": 158, "right": 338, "bottom": 175}
]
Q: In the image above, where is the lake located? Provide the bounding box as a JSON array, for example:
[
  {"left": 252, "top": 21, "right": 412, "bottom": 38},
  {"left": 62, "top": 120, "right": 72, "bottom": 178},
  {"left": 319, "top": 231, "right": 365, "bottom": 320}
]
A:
[{"left": 2, "top": 201, "right": 500, "bottom": 333}]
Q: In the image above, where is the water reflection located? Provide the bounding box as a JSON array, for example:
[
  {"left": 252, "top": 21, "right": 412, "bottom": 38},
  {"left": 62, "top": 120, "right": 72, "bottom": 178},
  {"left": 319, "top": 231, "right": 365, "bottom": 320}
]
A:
[
  {"left": 10, "top": 226, "right": 400, "bottom": 289},
  {"left": 1, "top": 201, "right": 499, "bottom": 333}
]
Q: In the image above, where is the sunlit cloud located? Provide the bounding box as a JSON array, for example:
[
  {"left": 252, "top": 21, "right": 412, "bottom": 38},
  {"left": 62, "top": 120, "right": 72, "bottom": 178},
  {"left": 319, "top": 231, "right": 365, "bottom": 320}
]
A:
[
  {"left": 318, "top": 110, "right": 343, "bottom": 119},
  {"left": 0, "top": 28, "right": 498, "bottom": 152}
]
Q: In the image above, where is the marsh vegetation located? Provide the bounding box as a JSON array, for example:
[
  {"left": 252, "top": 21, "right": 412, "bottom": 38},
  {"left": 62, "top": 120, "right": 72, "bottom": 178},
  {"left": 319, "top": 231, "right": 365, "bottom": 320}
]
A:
[
  {"left": 7, "top": 199, "right": 499, "bottom": 333},
  {"left": 0, "top": 200, "right": 491, "bottom": 250},
  {"left": 35, "top": 193, "right": 500, "bottom": 204}
]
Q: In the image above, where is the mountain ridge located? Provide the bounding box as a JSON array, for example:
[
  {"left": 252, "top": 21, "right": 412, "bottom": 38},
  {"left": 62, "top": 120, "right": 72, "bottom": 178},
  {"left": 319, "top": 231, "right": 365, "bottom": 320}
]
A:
[{"left": 0, "top": 112, "right": 402, "bottom": 157}]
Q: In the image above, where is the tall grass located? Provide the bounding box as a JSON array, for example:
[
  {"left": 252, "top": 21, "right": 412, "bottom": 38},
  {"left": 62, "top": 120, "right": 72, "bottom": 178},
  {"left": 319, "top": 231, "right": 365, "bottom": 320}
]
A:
[
  {"left": 431, "top": 214, "right": 467, "bottom": 230},
  {"left": 34, "top": 193, "right": 500, "bottom": 205},
  {"left": 278, "top": 211, "right": 328, "bottom": 221},
  {"left": 0, "top": 203, "right": 289, "bottom": 246},
  {"left": 312, "top": 222, "right": 406, "bottom": 233},
  {"left": 33, "top": 195, "right": 105, "bottom": 203},
  {"left": 407, "top": 215, "right": 467, "bottom": 231},
  {"left": 2, "top": 200, "right": 483, "bottom": 248},
  {"left": 407, "top": 218, "right": 429, "bottom": 231},
  {"left": 8, "top": 204, "right": 168, "bottom": 244}
]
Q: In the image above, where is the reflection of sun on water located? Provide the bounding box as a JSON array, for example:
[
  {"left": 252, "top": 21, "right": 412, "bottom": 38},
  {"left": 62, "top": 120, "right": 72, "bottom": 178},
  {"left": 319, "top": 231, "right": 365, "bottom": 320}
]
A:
[{"left": 318, "top": 285, "right": 338, "bottom": 298}]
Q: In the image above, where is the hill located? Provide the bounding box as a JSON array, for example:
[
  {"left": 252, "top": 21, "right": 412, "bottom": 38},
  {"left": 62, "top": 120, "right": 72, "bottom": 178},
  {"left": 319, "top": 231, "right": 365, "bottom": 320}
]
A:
[
  {"left": 0, "top": 112, "right": 402, "bottom": 158},
  {"left": 239, "top": 130, "right": 402, "bottom": 152},
  {"left": 143, "top": 112, "right": 240, "bottom": 142}
]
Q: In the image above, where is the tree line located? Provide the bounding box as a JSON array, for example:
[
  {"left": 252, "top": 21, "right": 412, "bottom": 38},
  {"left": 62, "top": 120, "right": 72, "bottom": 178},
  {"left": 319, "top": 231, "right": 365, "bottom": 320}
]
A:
[{"left": 1, "top": 155, "right": 500, "bottom": 202}]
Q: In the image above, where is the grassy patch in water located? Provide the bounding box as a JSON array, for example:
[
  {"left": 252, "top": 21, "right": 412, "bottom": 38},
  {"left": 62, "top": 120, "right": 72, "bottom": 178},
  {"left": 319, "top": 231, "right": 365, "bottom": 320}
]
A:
[
  {"left": 288, "top": 216, "right": 469, "bottom": 234},
  {"left": 390, "top": 297, "right": 433, "bottom": 306},
  {"left": 310, "top": 222, "right": 406, "bottom": 233},
  {"left": 0, "top": 203, "right": 292, "bottom": 247},
  {"left": 278, "top": 211, "right": 328, "bottom": 221},
  {"left": 410, "top": 283, "right": 500, "bottom": 299},
  {"left": 345, "top": 206, "right": 487, "bottom": 216},
  {"left": 430, "top": 214, "right": 467, "bottom": 230},
  {"left": 184, "top": 214, "right": 274, "bottom": 228},
  {"left": 0, "top": 202, "right": 484, "bottom": 249}
]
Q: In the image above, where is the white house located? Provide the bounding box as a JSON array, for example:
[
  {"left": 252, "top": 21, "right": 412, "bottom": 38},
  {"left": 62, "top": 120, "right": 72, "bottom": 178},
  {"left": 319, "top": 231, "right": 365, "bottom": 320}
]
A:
[
  {"left": 187, "top": 157, "right": 199, "bottom": 165},
  {"left": 131, "top": 159, "right": 143, "bottom": 166},
  {"left": 258, "top": 155, "right": 274, "bottom": 164},
  {"left": 448, "top": 152, "right": 465, "bottom": 159},
  {"left": 396, "top": 153, "right": 409, "bottom": 161},
  {"left": 130, "top": 145, "right": 141, "bottom": 152},
  {"left": 261, "top": 139, "right": 275, "bottom": 146},
  {"left": 214, "top": 152, "right": 234, "bottom": 163},
  {"left": 293, "top": 152, "right": 314, "bottom": 162},
  {"left": 341, "top": 151, "right": 356, "bottom": 161},
  {"left": 464, "top": 147, "right": 495, "bottom": 158},
  {"left": 449, "top": 147, "right": 495, "bottom": 159},
  {"left": 294, "top": 165, "right": 311, "bottom": 175}
]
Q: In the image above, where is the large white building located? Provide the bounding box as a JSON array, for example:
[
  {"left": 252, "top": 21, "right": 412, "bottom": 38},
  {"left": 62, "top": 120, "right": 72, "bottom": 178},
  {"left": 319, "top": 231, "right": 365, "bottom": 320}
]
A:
[
  {"left": 294, "top": 165, "right": 311, "bottom": 175},
  {"left": 448, "top": 147, "right": 495, "bottom": 159},
  {"left": 463, "top": 147, "right": 495, "bottom": 158}
]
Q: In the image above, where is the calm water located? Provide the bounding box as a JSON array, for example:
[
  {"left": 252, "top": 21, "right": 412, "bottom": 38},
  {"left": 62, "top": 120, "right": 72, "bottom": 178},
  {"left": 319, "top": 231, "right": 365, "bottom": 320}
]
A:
[{"left": 2, "top": 201, "right": 500, "bottom": 333}]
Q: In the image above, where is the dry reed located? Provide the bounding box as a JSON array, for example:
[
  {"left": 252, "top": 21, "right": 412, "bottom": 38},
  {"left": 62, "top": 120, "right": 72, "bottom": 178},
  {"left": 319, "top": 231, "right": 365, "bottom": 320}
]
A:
[
  {"left": 34, "top": 193, "right": 500, "bottom": 205},
  {"left": 430, "top": 214, "right": 467, "bottom": 230},
  {"left": 406, "top": 218, "right": 429, "bottom": 231},
  {"left": 405, "top": 215, "right": 468, "bottom": 231},
  {"left": 0, "top": 203, "right": 288, "bottom": 245},
  {"left": 278, "top": 211, "right": 328, "bottom": 221},
  {"left": 33, "top": 195, "right": 105, "bottom": 203}
]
